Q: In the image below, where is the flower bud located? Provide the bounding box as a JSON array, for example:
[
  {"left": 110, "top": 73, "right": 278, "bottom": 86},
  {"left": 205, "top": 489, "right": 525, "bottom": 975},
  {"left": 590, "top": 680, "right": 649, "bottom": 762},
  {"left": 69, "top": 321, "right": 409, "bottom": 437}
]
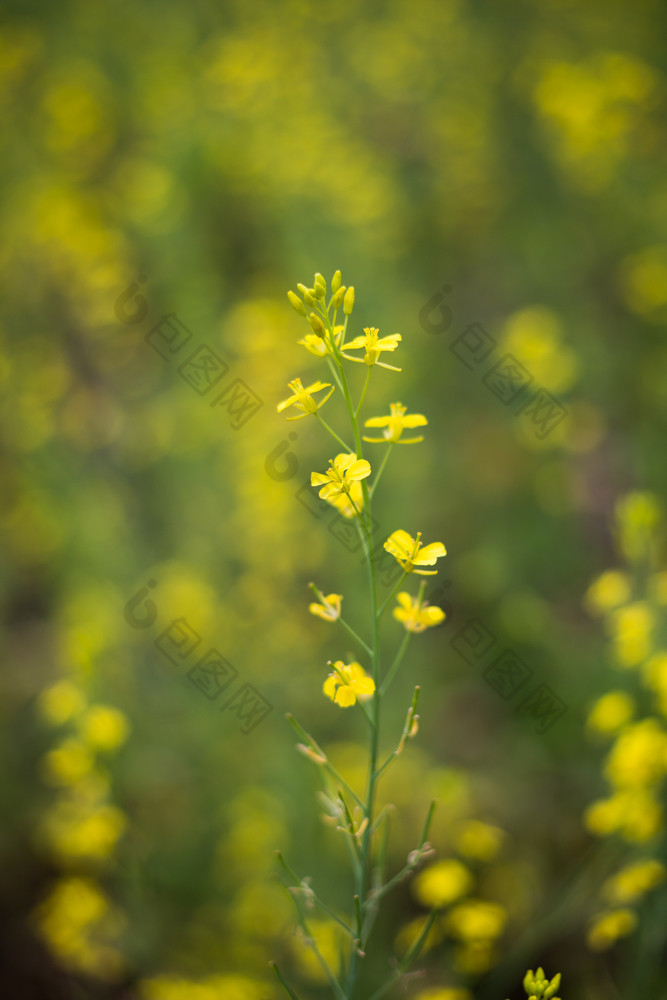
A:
[
  {"left": 297, "top": 283, "right": 318, "bottom": 307},
  {"left": 331, "top": 269, "right": 342, "bottom": 293},
  {"left": 331, "top": 286, "right": 346, "bottom": 309},
  {"left": 287, "top": 290, "right": 307, "bottom": 316},
  {"left": 343, "top": 286, "right": 355, "bottom": 315},
  {"left": 308, "top": 312, "right": 326, "bottom": 337},
  {"left": 314, "top": 272, "right": 327, "bottom": 295}
]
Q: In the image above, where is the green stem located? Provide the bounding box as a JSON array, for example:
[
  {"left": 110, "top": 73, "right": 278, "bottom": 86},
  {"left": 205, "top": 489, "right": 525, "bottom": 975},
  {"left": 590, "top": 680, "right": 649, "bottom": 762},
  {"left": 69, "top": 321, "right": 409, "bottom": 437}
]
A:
[
  {"left": 368, "top": 444, "right": 394, "bottom": 499},
  {"left": 355, "top": 366, "right": 372, "bottom": 419},
  {"left": 377, "top": 571, "right": 409, "bottom": 620},
  {"left": 379, "top": 630, "right": 412, "bottom": 697},
  {"left": 270, "top": 963, "right": 302, "bottom": 1000},
  {"left": 316, "top": 411, "right": 354, "bottom": 453},
  {"left": 332, "top": 348, "right": 381, "bottom": 1000}
]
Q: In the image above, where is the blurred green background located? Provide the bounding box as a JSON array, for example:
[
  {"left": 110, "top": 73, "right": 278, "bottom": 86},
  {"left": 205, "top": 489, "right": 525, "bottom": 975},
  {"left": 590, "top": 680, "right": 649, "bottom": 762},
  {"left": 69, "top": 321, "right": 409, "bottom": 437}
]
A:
[{"left": 1, "top": 0, "right": 667, "bottom": 997}]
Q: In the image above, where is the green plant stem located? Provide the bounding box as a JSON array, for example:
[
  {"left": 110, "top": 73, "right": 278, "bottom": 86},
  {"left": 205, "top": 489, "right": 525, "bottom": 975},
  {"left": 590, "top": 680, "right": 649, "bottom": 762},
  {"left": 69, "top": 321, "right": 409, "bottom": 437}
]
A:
[
  {"left": 316, "top": 411, "right": 354, "bottom": 453},
  {"left": 377, "top": 571, "right": 408, "bottom": 620},
  {"left": 379, "top": 630, "right": 412, "bottom": 697},
  {"left": 368, "top": 444, "right": 394, "bottom": 499},
  {"left": 270, "top": 962, "right": 302, "bottom": 1000},
  {"left": 355, "top": 366, "right": 372, "bottom": 419},
  {"left": 329, "top": 344, "right": 382, "bottom": 1000}
]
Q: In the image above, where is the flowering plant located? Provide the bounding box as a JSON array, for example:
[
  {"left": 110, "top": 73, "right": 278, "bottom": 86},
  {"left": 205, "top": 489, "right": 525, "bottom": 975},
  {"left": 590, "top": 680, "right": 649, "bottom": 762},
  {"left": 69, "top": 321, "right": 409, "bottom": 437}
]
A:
[{"left": 272, "top": 270, "right": 447, "bottom": 999}]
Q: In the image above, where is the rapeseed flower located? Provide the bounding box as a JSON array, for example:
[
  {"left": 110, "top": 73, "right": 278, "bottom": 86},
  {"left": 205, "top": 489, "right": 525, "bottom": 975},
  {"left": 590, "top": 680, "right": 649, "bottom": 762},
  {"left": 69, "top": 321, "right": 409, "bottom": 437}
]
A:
[
  {"left": 323, "top": 661, "right": 375, "bottom": 707},
  {"left": 277, "top": 378, "right": 334, "bottom": 420},
  {"left": 364, "top": 402, "right": 427, "bottom": 444},
  {"left": 342, "top": 327, "right": 402, "bottom": 370},
  {"left": 394, "top": 591, "right": 445, "bottom": 632},
  {"left": 384, "top": 530, "right": 446, "bottom": 575},
  {"left": 309, "top": 593, "right": 342, "bottom": 622},
  {"left": 311, "top": 453, "right": 371, "bottom": 502}
]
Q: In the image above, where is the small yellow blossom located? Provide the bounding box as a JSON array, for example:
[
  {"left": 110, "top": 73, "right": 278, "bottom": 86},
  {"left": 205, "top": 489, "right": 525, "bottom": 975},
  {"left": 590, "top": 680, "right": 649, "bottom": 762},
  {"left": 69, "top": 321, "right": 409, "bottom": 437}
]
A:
[
  {"left": 586, "top": 691, "right": 635, "bottom": 736},
  {"left": 446, "top": 899, "right": 507, "bottom": 942},
  {"left": 363, "top": 402, "right": 428, "bottom": 444},
  {"left": 42, "top": 739, "right": 94, "bottom": 786},
  {"left": 608, "top": 601, "right": 654, "bottom": 667},
  {"left": 584, "top": 788, "right": 663, "bottom": 842},
  {"left": 79, "top": 705, "right": 129, "bottom": 751},
  {"left": 309, "top": 593, "right": 342, "bottom": 622},
  {"left": 311, "top": 453, "right": 371, "bottom": 503},
  {"left": 327, "top": 479, "right": 364, "bottom": 518},
  {"left": 384, "top": 530, "right": 446, "bottom": 575},
  {"left": 413, "top": 858, "right": 473, "bottom": 908},
  {"left": 604, "top": 717, "right": 667, "bottom": 788},
  {"left": 587, "top": 907, "right": 637, "bottom": 950},
  {"left": 277, "top": 377, "right": 334, "bottom": 420},
  {"left": 585, "top": 570, "right": 631, "bottom": 614},
  {"left": 323, "top": 661, "right": 375, "bottom": 707},
  {"left": 342, "top": 327, "right": 402, "bottom": 371},
  {"left": 455, "top": 820, "right": 505, "bottom": 861},
  {"left": 298, "top": 325, "right": 344, "bottom": 358},
  {"left": 393, "top": 592, "right": 445, "bottom": 632},
  {"left": 38, "top": 680, "right": 86, "bottom": 725},
  {"left": 601, "top": 859, "right": 665, "bottom": 904}
]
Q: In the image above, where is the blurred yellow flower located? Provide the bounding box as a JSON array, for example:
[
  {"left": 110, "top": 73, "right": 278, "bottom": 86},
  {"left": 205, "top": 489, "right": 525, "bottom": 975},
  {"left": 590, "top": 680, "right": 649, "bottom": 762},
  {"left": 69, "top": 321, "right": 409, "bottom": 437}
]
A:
[
  {"left": 393, "top": 591, "right": 445, "bottom": 632},
  {"left": 586, "top": 691, "right": 635, "bottom": 736},
  {"left": 342, "top": 327, "right": 402, "bottom": 370},
  {"left": 323, "top": 661, "right": 375, "bottom": 707},
  {"left": 42, "top": 739, "right": 94, "bottom": 786},
  {"left": 384, "top": 530, "right": 446, "bottom": 575},
  {"left": 363, "top": 402, "right": 427, "bottom": 444},
  {"left": 455, "top": 820, "right": 505, "bottom": 861},
  {"left": 601, "top": 859, "right": 665, "bottom": 905},
  {"left": 38, "top": 680, "right": 86, "bottom": 725},
  {"left": 311, "top": 453, "right": 371, "bottom": 502},
  {"left": 79, "top": 705, "right": 129, "bottom": 751},
  {"left": 309, "top": 593, "right": 342, "bottom": 622},
  {"left": 445, "top": 899, "right": 507, "bottom": 942},
  {"left": 587, "top": 908, "right": 637, "bottom": 950},
  {"left": 608, "top": 601, "right": 654, "bottom": 667},
  {"left": 413, "top": 858, "right": 473, "bottom": 908},
  {"left": 585, "top": 570, "right": 631, "bottom": 614},
  {"left": 604, "top": 718, "right": 667, "bottom": 788},
  {"left": 277, "top": 377, "right": 334, "bottom": 420}
]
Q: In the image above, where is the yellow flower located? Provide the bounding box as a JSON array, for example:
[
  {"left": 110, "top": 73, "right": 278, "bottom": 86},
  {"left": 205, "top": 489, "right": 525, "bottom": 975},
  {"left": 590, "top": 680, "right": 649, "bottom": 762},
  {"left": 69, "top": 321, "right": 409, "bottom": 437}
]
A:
[
  {"left": 384, "top": 530, "right": 446, "bottom": 575},
  {"left": 323, "top": 661, "right": 375, "bottom": 707},
  {"left": 277, "top": 377, "right": 334, "bottom": 420},
  {"left": 394, "top": 592, "right": 445, "bottom": 632},
  {"left": 585, "top": 570, "right": 631, "bottom": 614},
  {"left": 311, "top": 453, "right": 371, "bottom": 503},
  {"left": 455, "top": 820, "right": 505, "bottom": 861},
  {"left": 586, "top": 691, "right": 635, "bottom": 736},
  {"left": 587, "top": 908, "right": 637, "bottom": 950},
  {"left": 601, "top": 859, "right": 665, "bottom": 905},
  {"left": 79, "top": 705, "right": 129, "bottom": 751},
  {"left": 309, "top": 593, "right": 342, "bottom": 622},
  {"left": 413, "top": 859, "right": 473, "bottom": 908},
  {"left": 445, "top": 899, "right": 507, "bottom": 942},
  {"left": 342, "top": 327, "right": 402, "bottom": 371},
  {"left": 298, "top": 325, "right": 344, "bottom": 358},
  {"left": 364, "top": 402, "right": 428, "bottom": 444},
  {"left": 327, "top": 480, "right": 364, "bottom": 518}
]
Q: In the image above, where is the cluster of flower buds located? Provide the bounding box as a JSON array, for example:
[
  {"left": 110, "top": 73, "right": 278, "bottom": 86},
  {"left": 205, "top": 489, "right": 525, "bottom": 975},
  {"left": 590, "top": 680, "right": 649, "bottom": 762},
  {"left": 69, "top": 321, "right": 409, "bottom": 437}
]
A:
[{"left": 287, "top": 270, "right": 355, "bottom": 336}]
